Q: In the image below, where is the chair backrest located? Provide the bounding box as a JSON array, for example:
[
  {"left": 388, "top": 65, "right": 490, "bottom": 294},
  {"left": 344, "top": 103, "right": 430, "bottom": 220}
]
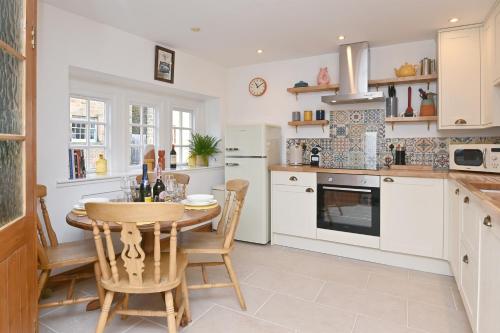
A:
[
  {"left": 36, "top": 184, "right": 59, "bottom": 268},
  {"left": 135, "top": 172, "right": 190, "bottom": 198},
  {"left": 86, "top": 202, "right": 184, "bottom": 288},
  {"left": 215, "top": 179, "right": 249, "bottom": 249}
]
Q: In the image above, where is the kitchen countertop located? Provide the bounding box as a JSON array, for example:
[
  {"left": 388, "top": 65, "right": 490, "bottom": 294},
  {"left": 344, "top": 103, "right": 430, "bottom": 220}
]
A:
[{"left": 269, "top": 164, "right": 500, "bottom": 213}]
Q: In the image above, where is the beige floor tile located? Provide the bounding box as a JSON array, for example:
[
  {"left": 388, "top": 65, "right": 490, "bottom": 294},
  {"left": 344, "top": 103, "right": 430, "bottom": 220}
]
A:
[
  {"left": 244, "top": 267, "right": 324, "bottom": 301},
  {"left": 305, "top": 260, "right": 371, "bottom": 288},
  {"left": 316, "top": 282, "right": 407, "bottom": 325},
  {"left": 406, "top": 281, "right": 456, "bottom": 309},
  {"left": 409, "top": 270, "right": 457, "bottom": 288},
  {"left": 256, "top": 293, "right": 356, "bottom": 333},
  {"left": 38, "top": 323, "right": 58, "bottom": 333},
  {"left": 340, "top": 257, "right": 410, "bottom": 280},
  {"left": 39, "top": 299, "right": 142, "bottom": 333},
  {"left": 123, "top": 318, "right": 174, "bottom": 332},
  {"left": 186, "top": 257, "right": 260, "bottom": 286},
  {"left": 188, "top": 283, "right": 273, "bottom": 314},
  {"left": 184, "top": 305, "right": 293, "bottom": 333},
  {"left": 451, "top": 287, "right": 467, "bottom": 312},
  {"left": 366, "top": 273, "right": 410, "bottom": 298},
  {"left": 408, "top": 301, "right": 472, "bottom": 333},
  {"left": 353, "top": 315, "right": 422, "bottom": 333}
]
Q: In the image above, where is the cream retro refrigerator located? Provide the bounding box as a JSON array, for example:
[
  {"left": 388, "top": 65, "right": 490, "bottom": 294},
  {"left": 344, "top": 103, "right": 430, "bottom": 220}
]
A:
[{"left": 225, "top": 124, "right": 281, "bottom": 244}]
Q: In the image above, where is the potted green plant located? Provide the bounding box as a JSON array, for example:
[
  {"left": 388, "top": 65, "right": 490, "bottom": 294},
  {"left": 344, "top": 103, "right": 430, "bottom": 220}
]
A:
[{"left": 189, "top": 133, "right": 221, "bottom": 167}]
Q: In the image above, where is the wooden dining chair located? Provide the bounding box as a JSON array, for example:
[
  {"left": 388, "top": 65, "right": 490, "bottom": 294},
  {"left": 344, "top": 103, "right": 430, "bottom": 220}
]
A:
[
  {"left": 36, "top": 185, "right": 104, "bottom": 309},
  {"left": 86, "top": 202, "right": 190, "bottom": 333},
  {"left": 136, "top": 172, "right": 190, "bottom": 198},
  {"left": 179, "top": 179, "right": 249, "bottom": 311}
]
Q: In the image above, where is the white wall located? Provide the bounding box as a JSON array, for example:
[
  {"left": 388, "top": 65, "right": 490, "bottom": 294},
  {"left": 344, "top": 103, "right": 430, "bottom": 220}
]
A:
[
  {"left": 226, "top": 39, "right": 500, "bottom": 158},
  {"left": 37, "top": 3, "right": 227, "bottom": 241}
]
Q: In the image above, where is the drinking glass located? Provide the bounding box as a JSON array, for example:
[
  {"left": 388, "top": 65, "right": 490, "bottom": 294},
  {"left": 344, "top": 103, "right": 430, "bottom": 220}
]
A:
[{"left": 120, "top": 176, "right": 132, "bottom": 202}]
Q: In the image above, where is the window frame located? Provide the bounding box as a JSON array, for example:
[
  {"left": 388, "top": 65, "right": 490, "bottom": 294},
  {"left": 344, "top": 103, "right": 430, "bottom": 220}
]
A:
[
  {"left": 171, "top": 108, "right": 194, "bottom": 165},
  {"left": 68, "top": 95, "right": 109, "bottom": 173},
  {"left": 128, "top": 102, "right": 159, "bottom": 167}
]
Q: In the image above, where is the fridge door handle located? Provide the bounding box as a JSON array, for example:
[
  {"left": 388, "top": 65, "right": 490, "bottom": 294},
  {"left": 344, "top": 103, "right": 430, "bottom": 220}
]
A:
[{"left": 225, "top": 163, "right": 239, "bottom": 167}]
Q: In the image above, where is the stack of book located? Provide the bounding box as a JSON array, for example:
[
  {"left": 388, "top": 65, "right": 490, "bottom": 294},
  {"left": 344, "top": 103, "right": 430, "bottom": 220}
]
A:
[{"left": 68, "top": 149, "right": 86, "bottom": 179}]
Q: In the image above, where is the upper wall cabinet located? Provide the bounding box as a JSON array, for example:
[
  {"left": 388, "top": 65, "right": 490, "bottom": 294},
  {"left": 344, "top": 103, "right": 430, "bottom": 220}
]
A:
[{"left": 438, "top": 26, "right": 484, "bottom": 129}]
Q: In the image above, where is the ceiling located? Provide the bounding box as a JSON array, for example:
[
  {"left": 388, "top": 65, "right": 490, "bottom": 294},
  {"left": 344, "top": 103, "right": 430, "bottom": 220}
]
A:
[{"left": 42, "top": 0, "right": 496, "bottom": 67}]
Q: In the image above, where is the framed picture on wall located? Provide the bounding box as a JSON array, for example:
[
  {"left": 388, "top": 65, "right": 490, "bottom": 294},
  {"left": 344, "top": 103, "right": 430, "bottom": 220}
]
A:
[{"left": 154, "top": 45, "right": 175, "bottom": 84}]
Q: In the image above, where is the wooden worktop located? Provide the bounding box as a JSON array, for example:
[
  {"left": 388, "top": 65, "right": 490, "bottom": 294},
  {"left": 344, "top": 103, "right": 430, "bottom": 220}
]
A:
[{"left": 270, "top": 164, "right": 500, "bottom": 213}]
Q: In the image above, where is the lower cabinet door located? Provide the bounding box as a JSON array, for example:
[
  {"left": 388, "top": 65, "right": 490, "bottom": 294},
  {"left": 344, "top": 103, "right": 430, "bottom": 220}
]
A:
[
  {"left": 380, "top": 177, "right": 444, "bottom": 258},
  {"left": 460, "top": 240, "right": 478, "bottom": 330},
  {"left": 478, "top": 214, "right": 500, "bottom": 333},
  {"left": 448, "top": 182, "right": 461, "bottom": 277},
  {"left": 272, "top": 184, "right": 316, "bottom": 239}
]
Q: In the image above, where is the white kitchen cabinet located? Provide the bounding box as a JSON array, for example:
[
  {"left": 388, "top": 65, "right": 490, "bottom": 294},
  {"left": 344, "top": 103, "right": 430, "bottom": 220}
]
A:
[
  {"left": 447, "top": 181, "right": 461, "bottom": 277},
  {"left": 380, "top": 177, "right": 444, "bottom": 259},
  {"left": 493, "top": 7, "right": 500, "bottom": 83},
  {"left": 460, "top": 238, "right": 478, "bottom": 330},
  {"left": 478, "top": 212, "right": 500, "bottom": 333},
  {"left": 271, "top": 172, "right": 316, "bottom": 239},
  {"left": 438, "top": 26, "right": 483, "bottom": 128},
  {"left": 482, "top": 18, "right": 494, "bottom": 125},
  {"left": 460, "top": 191, "right": 481, "bottom": 253}
]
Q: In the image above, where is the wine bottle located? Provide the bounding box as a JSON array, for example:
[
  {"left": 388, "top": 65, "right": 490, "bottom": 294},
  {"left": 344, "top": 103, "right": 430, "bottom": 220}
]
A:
[
  {"left": 139, "top": 163, "right": 152, "bottom": 202},
  {"left": 152, "top": 162, "right": 165, "bottom": 202},
  {"left": 170, "top": 144, "right": 177, "bottom": 169}
]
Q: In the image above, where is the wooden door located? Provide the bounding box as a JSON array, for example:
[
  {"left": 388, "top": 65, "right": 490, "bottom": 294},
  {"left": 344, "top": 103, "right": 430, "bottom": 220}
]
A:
[
  {"left": 447, "top": 181, "right": 460, "bottom": 278},
  {"left": 0, "top": 0, "right": 38, "bottom": 332}
]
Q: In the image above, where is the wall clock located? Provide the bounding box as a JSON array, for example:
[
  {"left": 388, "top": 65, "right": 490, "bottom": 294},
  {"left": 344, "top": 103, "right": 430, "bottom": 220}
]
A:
[{"left": 249, "top": 77, "right": 267, "bottom": 96}]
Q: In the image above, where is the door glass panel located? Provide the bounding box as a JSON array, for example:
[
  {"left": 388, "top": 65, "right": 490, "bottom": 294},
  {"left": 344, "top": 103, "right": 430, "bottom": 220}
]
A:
[
  {"left": 0, "top": 140, "right": 23, "bottom": 227},
  {"left": 0, "top": 0, "right": 25, "bottom": 52},
  {"left": 0, "top": 48, "right": 23, "bottom": 134},
  {"left": 320, "top": 189, "right": 373, "bottom": 228}
]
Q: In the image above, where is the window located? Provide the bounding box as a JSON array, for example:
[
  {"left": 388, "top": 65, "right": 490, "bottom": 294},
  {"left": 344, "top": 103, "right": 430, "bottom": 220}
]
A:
[
  {"left": 129, "top": 104, "right": 156, "bottom": 166},
  {"left": 171, "top": 109, "right": 193, "bottom": 165},
  {"left": 69, "top": 96, "right": 107, "bottom": 171}
]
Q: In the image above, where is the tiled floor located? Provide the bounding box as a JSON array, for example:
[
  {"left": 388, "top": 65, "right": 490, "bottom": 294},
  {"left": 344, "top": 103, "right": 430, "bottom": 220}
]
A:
[{"left": 39, "top": 242, "right": 472, "bottom": 333}]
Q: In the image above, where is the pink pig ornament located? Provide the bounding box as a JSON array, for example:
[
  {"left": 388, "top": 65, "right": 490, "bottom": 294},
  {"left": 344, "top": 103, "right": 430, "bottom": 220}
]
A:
[{"left": 317, "top": 67, "right": 331, "bottom": 85}]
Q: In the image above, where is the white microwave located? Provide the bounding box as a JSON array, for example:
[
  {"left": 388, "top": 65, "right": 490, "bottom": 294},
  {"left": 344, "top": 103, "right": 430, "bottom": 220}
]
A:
[{"left": 449, "top": 144, "right": 500, "bottom": 173}]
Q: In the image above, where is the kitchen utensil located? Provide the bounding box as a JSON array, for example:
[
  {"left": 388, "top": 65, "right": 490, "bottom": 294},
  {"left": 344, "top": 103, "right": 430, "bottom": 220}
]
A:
[
  {"left": 292, "top": 111, "right": 301, "bottom": 121},
  {"left": 395, "top": 144, "right": 406, "bottom": 165},
  {"left": 420, "top": 57, "right": 432, "bottom": 75},
  {"left": 304, "top": 110, "right": 313, "bottom": 121},
  {"left": 386, "top": 86, "right": 398, "bottom": 118},
  {"left": 181, "top": 199, "right": 218, "bottom": 206},
  {"left": 404, "top": 86, "right": 414, "bottom": 117},
  {"left": 288, "top": 143, "right": 303, "bottom": 165},
  {"left": 310, "top": 145, "right": 321, "bottom": 167},
  {"left": 418, "top": 88, "right": 428, "bottom": 100}
]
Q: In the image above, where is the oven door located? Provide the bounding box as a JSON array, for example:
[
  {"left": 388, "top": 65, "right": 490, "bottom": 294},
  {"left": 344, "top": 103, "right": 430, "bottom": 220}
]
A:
[{"left": 317, "top": 184, "right": 380, "bottom": 236}]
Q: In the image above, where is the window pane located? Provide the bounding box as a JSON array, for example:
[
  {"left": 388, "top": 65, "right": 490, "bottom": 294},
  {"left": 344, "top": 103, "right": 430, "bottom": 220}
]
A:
[
  {"left": 172, "top": 110, "right": 180, "bottom": 127},
  {"left": 129, "top": 105, "right": 141, "bottom": 124},
  {"left": 70, "top": 97, "right": 88, "bottom": 121},
  {"left": 88, "top": 148, "right": 104, "bottom": 170},
  {"left": 71, "top": 123, "right": 87, "bottom": 144},
  {"left": 90, "top": 100, "right": 106, "bottom": 122},
  {"left": 181, "top": 147, "right": 190, "bottom": 165},
  {"left": 143, "top": 126, "right": 155, "bottom": 145},
  {"left": 0, "top": 0, "right": 24, "bottom": 52},
  {"left": 130, "top": 146, "right": 141, "bottom": 165},
  {"left": 130, "top": 126, "right": 141, "bottom": 145},
  {"left": 172, "top": 128, "right": 181, "bottom": 145},
  {"left": 89, "top": 124, "right": 105, "bottom": 145},
  {"left": 182, "top": 112, "right": 192, "bottom": 128},
  {"left": 182, "top": 129, "right": 191, "bottom": 146},
  {"left": 0, "top": 49, "right": 23, "bottom": 134},
  {"left": 0, "top": 141, "right": 23, "bottom": 227},
  {"left": 143, "top": 106, "right": 155, "bottom": 126}
]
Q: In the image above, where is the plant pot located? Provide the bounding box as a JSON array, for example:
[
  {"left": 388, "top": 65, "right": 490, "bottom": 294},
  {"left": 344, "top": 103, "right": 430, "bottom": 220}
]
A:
[
  {"left": 196, "top": 155, "right": 209, "bottom": 167},
  {"left": 187, "top": 155, "right": 196, "bottom": 167}
]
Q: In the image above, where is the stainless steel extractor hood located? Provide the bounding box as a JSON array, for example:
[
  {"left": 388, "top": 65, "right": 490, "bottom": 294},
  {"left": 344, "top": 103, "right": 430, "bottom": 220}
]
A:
[{"left": 322, "top": 42, "right": 384, "bottom": 105}]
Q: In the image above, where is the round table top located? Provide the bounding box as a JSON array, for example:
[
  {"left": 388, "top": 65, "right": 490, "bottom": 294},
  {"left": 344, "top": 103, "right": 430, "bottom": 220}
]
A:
[{"left": 66, "top": 205, "right": 221, "bottom": 232}]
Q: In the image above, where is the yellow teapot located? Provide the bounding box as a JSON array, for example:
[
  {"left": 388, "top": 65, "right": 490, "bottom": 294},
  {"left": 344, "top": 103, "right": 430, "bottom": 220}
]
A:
[{"left": 394, "top": 63, "right": 417, "bottom": 77}]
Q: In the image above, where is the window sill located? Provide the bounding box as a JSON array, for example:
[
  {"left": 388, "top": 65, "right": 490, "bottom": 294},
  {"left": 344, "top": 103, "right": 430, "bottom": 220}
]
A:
[{"left": 56, "top": 164, "right": 224, "bottom": 188}]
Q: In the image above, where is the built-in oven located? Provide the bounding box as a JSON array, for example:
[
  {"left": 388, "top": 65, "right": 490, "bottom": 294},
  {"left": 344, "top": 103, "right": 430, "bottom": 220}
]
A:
[{"left": 317, "top": 173, "right": 380, "bottom": 237}]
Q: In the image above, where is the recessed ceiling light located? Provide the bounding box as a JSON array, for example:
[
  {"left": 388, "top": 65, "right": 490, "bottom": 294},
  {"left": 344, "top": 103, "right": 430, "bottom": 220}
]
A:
[
  {"left": 338, "top": 35, "right": 345, "bottom": 41},
  {"left": 449, "top": 18, "right": 459, "bottom": 23},
  {"left": 257, "top": 49, "right": 263, "bottom": 54},
  {"left": 190, "top": 27, "right": 201, "bottom": 32}
]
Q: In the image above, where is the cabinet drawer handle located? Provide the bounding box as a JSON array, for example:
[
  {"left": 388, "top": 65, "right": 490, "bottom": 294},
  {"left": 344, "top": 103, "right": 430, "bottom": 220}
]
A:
[
  {"left": 306, "top": 188, "right": 314, "bottom": 193},
  {"left": 464, "top": 196, "right": 469, "bottom": 204},
  {"left": 484, "top": 215, "right": 492, "bottom": 228},
  {"left": 455, "top": 188, "right": 459, "bottom": 195},
  {"left": 383, "top": 177, "right": 394, "bottom": 183},
  {"left": 225, "top": 163, "right": 239, "bottom": 167},
  {"left": 289, "top": 176, "right": 298, "bottom": 181},
  {"left": 463, "top": 254, "right": 469, "bottom": 264},
  {"left": 455, "top": 119, "right": 467, "bottom": 125}
]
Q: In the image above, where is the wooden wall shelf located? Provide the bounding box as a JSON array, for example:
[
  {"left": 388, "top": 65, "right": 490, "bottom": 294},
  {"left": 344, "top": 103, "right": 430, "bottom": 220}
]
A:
[
  {"left": 288, "top": 120, "right": 329, "bottom": 132},
  {"left": 287, "top": 74, "right": 438, "bottom": 98},
  {"left": 385, "top": 116, "right": 438, "bottom": 130}
]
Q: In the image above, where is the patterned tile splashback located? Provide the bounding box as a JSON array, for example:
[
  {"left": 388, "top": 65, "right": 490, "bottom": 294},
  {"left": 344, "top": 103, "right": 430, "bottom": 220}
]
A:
[{"left": 286, "top": 109, "right": 500, "bottom": 169}]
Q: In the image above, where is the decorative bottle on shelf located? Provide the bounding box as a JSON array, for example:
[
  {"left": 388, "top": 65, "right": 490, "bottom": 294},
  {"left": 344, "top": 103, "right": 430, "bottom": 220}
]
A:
[
  {"left": 170, "top": 145, "right": 177, "bottom": 169},
  {"left": 139, "top": 163, "right": 152, "bottom": 202},
  {"left": 152, "top": 163, "right": 165, "bottom": 202},
  {"left": 158, "top": 149, "right": 166, "bottom": 170},
  {"left": 95, "top": 154, "right": 107, "bottom": 175}
]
